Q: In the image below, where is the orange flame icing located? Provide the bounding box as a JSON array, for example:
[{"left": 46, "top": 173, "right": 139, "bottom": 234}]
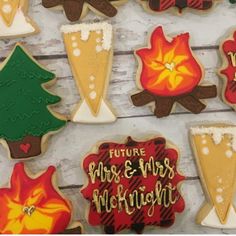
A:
[
  {"left": 136, "top": 26, "right": 203, "bottom": 96},
  {"left": 0, "top": 163, "right": 71, "bottom": 234}
]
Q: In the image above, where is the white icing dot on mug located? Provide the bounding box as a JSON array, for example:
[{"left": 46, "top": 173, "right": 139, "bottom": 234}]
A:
[
  {"left": 89, "top": 91, "right": 97, "bottom": 100},
  {"left": 2, "top": 3, "right": 12, "bottom": 13},
  {"left": 73, "top": 49, "right": 81, "bottom": 57},
  {"left": 72, "top": 42, "right": 78, "bottom": 48},
  {"left": 216, "top": 188, "right": 223, "bottom": 193},
  {"left": 89, "top": 75, "right": 95, "bottom": 81},
  {"left": 89, "top": 83, "right": 95, "bottom": 90},
  {"left": 216, "top": 195, "right": 224, "bottom": 203},
  {"left": 218, "top": 178, "right": 222, "bottom": 183},
  {"left": 225, "top": 150, "right": 233, "bottom": 158},
  {"left": 96, "top": 45, "right": 103, "bottom": 53},
  {"left": 202, "top": 147, "right": 209, "bottom": 155},
  {"left": 202, "top": 139, "right": 207, "bottom": 144},
  {"left": 71, "top": 36, "right": 76, "bottom": 41}
]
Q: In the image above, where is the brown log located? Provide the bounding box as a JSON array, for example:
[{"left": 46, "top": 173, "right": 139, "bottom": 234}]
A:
[
  {"left": 131, "top": 90, "right": 155, "bottom": 106},
  {"left": 154, "top": 97, "right": 175, "bottom": 118},
  {"left": 192, "top": 85, "right": 217, "bottom": 99},
  {"left": 177, "top": 95, "right": 206, "bottom": 114}
]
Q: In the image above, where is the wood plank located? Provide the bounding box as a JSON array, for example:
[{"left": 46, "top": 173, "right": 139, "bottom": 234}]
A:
[{"left": 0, "top": 1, "right": 236, "bottom": 55}]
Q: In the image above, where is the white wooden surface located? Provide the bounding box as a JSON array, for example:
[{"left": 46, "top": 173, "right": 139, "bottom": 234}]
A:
[{"left": 1, "top": 0, "right": 236, "bottom": 233}]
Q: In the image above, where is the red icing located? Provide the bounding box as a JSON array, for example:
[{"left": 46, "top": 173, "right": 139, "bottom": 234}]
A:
[
  {"left": 20, "top": 143, "right": 31, "bottom": 153},
  {"left": 0, "top": 163, "right": 72, "bottom": 234},
  {"left": 81, "top": 137, "right": 185, "bottom": 233},
  {"left": 220, "top": 31, "right": 236, "bottom": 104},
  {"left": 136, "top": 26, "right": 202, "bottom": 97}
]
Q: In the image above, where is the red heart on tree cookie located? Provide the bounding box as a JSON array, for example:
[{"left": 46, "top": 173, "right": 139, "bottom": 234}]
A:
[{"left": 20, "top": 143, "right": 31, "bottom": 154}]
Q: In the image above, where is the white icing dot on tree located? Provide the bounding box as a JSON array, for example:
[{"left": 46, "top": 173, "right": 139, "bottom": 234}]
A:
[
  {"left": 89, "top": 91, "right": 97, "bottom": 100},
  {"left": 216, "top": 195, "right": 224, "bottom": 203},
  {"left": 73, "top": 49, "right": 81, "bottom": 57},
  {"left": 202, "top": 147, "right": 209, "bottom": 155},
  {"left": 2, "top": 3, "right": 12, "bottom": 13}
]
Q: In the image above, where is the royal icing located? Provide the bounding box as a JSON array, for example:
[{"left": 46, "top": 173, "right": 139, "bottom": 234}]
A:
[
  {"left": 219, "top": 30, "right": 236, "bottom": 109},
  {"left": 0, "top": 163, "right": 72, "bottom": 234},
  {"left": 81, "top": 136, "right": 185, "bottom": 233},
  {"left": 191, "top": 125, "right": 236, "bottom": 228},
  {"left": 42, "top": 0, "right": 127, "bottom": 22},
  {"left": 0, "top": 0, "right": 38, "bottom": 38},
  {"left": 131, "top": 26, "right": 217, "bottom": 118},
  {"left": 0, "top": 44, "right": 66, "bottom": 159},
  {"left": 139, "top": 0, "right": 214, "bottom": 13},
  {"left": 61, "top": 22, "right": 116, "bottom": 123}
]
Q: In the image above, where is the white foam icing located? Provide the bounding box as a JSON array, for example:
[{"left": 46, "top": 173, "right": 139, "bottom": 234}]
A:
[
  {"left": 202, "top": 147, "right": 209, "bottom": 155},
  {"left": 0, "top": 9, "right": 35, "bottom": 37},
  {"left": 191, "top": 127, "right": 236, "bottom": 152},
  {"left": 201, "top": 206, "right": 236, "bottom": 228},
  {"left": 61, "top": 22, "right": 112, "bottom": 51},
  {"left": 72, "top": 100, "right": 116, "bottom": 123}
]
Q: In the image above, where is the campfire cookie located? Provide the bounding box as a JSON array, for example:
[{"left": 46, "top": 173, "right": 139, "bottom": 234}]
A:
[
  {"left": 61, "top": 22, "right": 116, "bottom": 123},
  {"left": 131, "top": 26, "right": 217, "bottom": 118},
  {"left": 0, "top": 0, "right": 39, "bottom": 38},
  {"left": 219, "top": 30, "right": 236, "bottom": 110},
  {"left": 81, "top": 136, "right": 185, "bottom": 234},
  {"left": 0, "top": 44, "right": 66, "bottom": 160},
  {"left": 138, "top": 0, "right": 216, "bottom": 14},
  {"left": 42, "top": 0, "right": 127, "bottom": 22},
  {"left": 0, "top": 162, "right": 83, "bottom": 234},
  {"left": 190, "top": 124, "right": 236, "bottom": 228}
]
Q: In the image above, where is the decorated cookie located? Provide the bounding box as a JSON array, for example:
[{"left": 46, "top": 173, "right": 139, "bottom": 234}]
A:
[
  {"left": 61, "top": 22, "right": 116, "bottom": 123},
  {"left": 81, "top": 136, "right": 185, "bottom": 234},
  {"left": 190, "top": 124, "right": 236, "bottom": 228},
  {"left": 0, "top": 44, "right": 66, "bottom": 160},
  {"left": 42, "top": 0, "right": 127, "bottom": 22},
  {"left": 131, "top": 26, "right": 217, "bottom": 118},
  {"left": 219, "top": 30, "right": 236, "bottom": 110},
  {"left": 0, "top": 162, "right": 83, "bottom": 234},
  {"left": 0, "top": 0, "right": 39, "bottom": 38},
  {"left": 138, "top": 0, "right": 216, "bottom": 13}
]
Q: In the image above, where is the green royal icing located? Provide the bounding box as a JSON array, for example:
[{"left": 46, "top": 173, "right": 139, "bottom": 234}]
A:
[{"left": 0, "top": 45, "right": 66, "bottom": 141}]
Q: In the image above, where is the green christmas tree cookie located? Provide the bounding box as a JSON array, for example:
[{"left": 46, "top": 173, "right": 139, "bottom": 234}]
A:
[{"left": 0, "top": 44, "right": 66, "bottom": 160}]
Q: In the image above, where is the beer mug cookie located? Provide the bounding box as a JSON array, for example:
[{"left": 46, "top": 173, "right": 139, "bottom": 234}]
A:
[
  {"left": 0, "top": 0, "right": 39, "bottom": 38},
  {"left": 61, "top": 22, "right": 116, "bottom": 123},
  {"left": 190, "top": 124, "right": 236, "bottom": 228}
]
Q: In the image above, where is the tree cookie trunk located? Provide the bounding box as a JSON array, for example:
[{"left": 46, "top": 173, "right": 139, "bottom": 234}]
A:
[{"left": 6, "top": 136, "right": 42, "bottom": 159}]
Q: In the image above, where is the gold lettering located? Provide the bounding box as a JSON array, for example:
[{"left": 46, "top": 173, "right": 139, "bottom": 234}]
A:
[
  {"left": 124, "top": 160, "right": 136, "bottom": 178},
  {"left": 228, "top": 52, "right": 236, "bottom": 67}
]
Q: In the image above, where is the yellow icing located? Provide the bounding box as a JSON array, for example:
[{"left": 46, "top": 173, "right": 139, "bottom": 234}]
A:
[
  {"left": 0, "top": 0, "right": 20, "bottom": 26},
  {"left": 63, "top": 31, "right": 111, "bottom": 115},
  {"left": 192, "top": 134, "right": 236, "bottom": 224}
]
